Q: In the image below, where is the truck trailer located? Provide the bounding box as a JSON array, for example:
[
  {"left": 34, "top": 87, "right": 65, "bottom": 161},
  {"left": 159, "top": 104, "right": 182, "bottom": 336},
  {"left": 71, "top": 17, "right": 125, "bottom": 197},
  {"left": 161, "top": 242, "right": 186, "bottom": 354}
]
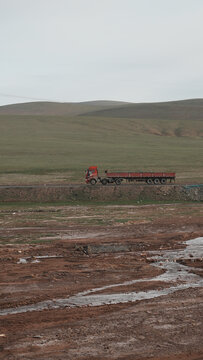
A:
[{"left": 85, "top": 166, "right": 175, "bottom": 185}]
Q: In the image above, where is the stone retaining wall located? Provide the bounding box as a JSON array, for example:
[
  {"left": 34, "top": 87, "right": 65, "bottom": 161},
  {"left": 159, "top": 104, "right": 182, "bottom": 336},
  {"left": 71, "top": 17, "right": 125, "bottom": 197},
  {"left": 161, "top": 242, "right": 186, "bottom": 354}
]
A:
[{"left": 0, "top": 184, "right": 202, "bottom": 202}]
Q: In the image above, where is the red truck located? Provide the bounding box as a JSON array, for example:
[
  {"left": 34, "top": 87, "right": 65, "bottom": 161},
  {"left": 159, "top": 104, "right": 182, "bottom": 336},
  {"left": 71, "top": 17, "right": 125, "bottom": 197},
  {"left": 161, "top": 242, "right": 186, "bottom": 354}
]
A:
[{"left": 85, "top": 166, "right": 175, "bottom": 185}]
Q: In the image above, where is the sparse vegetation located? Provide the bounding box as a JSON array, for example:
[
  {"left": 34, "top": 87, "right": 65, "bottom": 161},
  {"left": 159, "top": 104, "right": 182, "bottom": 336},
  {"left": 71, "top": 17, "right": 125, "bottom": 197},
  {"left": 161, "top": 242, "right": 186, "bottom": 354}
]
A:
[{"left": 0, "top": 202, "right": 202, "bottom": 245}]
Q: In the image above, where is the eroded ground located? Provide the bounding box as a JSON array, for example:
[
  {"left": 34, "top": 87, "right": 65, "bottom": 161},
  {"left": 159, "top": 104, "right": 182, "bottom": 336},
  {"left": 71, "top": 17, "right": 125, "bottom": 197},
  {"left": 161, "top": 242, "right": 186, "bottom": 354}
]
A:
[{"left": 0, "top": 202, "right": 203, "bottom": 360}]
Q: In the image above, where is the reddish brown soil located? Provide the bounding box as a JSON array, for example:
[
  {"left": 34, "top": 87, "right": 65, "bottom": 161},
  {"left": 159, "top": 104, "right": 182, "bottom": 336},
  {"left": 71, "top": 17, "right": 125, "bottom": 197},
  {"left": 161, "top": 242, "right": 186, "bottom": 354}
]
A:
[{"left": 0, "top": 203, "right": 202, "bottom": 359}]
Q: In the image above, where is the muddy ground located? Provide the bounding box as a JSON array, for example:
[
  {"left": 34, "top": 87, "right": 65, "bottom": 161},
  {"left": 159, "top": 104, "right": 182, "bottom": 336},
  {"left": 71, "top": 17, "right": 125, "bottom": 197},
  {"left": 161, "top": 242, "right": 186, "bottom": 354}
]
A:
[{"left": 0, "top": 202, "right": 203, "bottom": 359}]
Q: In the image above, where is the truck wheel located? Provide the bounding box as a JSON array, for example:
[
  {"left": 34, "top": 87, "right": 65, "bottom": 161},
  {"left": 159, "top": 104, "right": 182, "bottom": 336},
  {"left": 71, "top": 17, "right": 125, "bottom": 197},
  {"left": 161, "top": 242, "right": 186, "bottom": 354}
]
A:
[
  {"left": 101, "top": 178, "right": 108, "bottom": 185},
  {"left": 146, "top": 178, "right": 153, "bottom": 185},
  {"left": 115, "top": 178, "right": 122, "bottom": 185},
  {"left": 90, "top": 178, "right": 97, "bottom": 185},
  {"left": 154, "top": 178, "right": 160, "bottom": 185},
  {"left": 160, "top": 178, "right": 166, "bottom": 184}
]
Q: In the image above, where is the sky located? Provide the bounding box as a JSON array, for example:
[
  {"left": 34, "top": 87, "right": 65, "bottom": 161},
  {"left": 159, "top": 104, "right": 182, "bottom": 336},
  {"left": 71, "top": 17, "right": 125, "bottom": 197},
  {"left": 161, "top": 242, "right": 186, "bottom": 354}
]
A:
[{"left": 0, "top": 0, "right": 203, "bottom": 106}]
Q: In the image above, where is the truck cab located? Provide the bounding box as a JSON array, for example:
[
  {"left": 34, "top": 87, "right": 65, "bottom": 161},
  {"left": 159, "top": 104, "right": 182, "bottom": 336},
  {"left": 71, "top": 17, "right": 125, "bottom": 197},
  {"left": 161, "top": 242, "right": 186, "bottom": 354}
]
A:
[{"left": 85, "top": 166, "right": 98, "bottom": 184}]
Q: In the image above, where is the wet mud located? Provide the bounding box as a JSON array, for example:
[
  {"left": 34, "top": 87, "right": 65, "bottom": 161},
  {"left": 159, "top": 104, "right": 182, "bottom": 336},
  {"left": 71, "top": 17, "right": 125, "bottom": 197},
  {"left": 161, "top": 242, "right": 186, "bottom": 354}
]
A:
[
  {"left": 1, "top": 238, "right": 202, "bottom": 316},
  {"left": 0, "top": 203, "right": 202, "bottom": 359}
]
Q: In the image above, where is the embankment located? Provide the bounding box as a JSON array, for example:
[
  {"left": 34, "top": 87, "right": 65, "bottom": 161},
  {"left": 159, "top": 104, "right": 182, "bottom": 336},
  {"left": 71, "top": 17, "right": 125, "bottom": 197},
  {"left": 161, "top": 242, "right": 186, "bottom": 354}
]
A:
[{"left": 0, "top": 184, "right": 202, "bottom": 202}]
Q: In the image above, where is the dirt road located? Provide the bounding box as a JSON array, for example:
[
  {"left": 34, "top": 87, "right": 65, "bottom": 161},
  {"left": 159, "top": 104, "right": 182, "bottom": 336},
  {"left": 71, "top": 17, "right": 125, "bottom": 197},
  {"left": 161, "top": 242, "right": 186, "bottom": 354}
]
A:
[{"left": 0, "top": 203, "right": 202, "bottom": 359}]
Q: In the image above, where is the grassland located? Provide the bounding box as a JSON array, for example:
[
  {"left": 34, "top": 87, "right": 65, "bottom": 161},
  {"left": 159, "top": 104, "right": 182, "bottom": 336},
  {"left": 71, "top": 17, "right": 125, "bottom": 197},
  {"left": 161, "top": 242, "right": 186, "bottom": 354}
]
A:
[
  {"left": 0, "top": 99, "right": 202, "bottom": 184},
  {"left": 83, "top": 98, "right": 203, "bottom": 122},
  {"left": 0, "top": 100, "right": 127, "bottom": 116}
]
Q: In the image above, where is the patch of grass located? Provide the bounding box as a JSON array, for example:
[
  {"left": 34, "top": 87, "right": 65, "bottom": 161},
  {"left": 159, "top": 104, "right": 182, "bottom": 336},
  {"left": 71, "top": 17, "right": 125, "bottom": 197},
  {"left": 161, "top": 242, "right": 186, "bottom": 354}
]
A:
[
  {"left": 0, "top": 199, "right": 199, "bottom": 210},
  {"left": 0, "top": 202, "right": 202, "bottom": 245},
  {"left": 28, "top": 239, "right": 54, "bottom": 244},
  {"left": 114, "top": 218, "right": 133, "bottom": 223},
  {"left": 0, "top": 238, "right": 54, "bottom": 245}
]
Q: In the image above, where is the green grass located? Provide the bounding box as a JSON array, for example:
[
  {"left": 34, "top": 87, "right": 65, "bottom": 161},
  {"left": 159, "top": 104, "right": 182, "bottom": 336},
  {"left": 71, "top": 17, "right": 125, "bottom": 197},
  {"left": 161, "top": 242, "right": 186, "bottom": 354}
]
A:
[
  {"left": 0, "top": 110, "right": 202, "bottom": 183},
  {"left": 84, "top": 98, "right": 203, "bottom": 122},
  {"left": 0, "top": 100, "right": 128, "bottom": 116}
]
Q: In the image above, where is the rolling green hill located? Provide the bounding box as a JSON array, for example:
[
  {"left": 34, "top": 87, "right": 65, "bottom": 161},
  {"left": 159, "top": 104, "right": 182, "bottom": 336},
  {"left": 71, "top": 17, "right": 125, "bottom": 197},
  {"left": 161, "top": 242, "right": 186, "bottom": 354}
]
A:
[
  {"left": 0, "top": 99, "right": 202, "bottom": 184},
  {"left": 82, "top": 99, "right": 203, "bottom": 121},
  {"left": 0, "top": 100, "right": 128, "bottom": 116}
]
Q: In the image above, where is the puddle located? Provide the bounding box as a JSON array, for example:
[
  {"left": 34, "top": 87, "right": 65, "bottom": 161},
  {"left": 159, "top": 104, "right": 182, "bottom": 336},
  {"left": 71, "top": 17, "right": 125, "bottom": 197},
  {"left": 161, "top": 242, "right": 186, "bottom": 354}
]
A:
[
  {"left": 64, "top": 232, "right": 108, "bottom": 240},
  {"left": 35, "top": 255, "right": 63, "bottom": 259},
  {"left": 2, "top": 237, "right": 203, "bottom": 316},
  {"left": 17, "top": 258, "right": 28, "bottom": 264},
  {"left": 17, "top": 255, "right": 63, "bottom": 264},
  {"left": 31, "top": 259, "right": 40, "bottom": 263}
]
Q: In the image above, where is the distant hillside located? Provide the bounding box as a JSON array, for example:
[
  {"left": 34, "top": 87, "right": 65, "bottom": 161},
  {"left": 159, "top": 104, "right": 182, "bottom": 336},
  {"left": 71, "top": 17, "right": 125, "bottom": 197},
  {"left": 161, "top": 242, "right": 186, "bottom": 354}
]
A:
[
  {"left": 0, "top": 99, "right": 202, "bottom": 138},
  {"left": 82, "top": 99, "right": 203, "bottom": 121},
  {"left": 0, "top": 98, "right": 202, "bottom": 182},
  {"left": 0, "top": 100, "right": 128, "bottom": 116},
  {"left": 1, "top": 99, "right": 203, "bottom": 122}
]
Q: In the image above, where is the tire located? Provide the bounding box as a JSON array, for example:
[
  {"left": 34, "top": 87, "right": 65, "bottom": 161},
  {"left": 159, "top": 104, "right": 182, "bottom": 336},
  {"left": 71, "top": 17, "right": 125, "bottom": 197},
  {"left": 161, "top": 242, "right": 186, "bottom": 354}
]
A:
[
  {"left": 154, "top": 178, "right": 160, "bottom": 185},
  {"left": 146, "top": 178, "right": 153, "bottom": 185},
  {"left": 90, "top": 178, "right": 97, "bottom": 185},
  {"left": 115, "top": 178, "right": 122, "bottom": 185},
  {"left": 160, "top": 178, "right": 166, "bottom": 184},
  {"left": 101, "top": 178, "right": 108, "bottom": 185}
]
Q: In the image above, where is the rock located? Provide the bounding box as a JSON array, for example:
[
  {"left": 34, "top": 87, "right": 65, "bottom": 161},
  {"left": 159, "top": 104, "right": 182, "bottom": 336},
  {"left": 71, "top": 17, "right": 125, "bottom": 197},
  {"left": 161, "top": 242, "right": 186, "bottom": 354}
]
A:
[{"left": 138, "top": 335, "right": 145, "bottom": 340}]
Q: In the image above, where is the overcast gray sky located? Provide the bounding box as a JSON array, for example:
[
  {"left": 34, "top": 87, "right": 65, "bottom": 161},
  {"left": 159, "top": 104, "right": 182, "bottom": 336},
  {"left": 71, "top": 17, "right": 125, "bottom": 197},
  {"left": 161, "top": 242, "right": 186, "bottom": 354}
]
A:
[{"left": 0, "top": 0, "right": 203, "bottom": 106}]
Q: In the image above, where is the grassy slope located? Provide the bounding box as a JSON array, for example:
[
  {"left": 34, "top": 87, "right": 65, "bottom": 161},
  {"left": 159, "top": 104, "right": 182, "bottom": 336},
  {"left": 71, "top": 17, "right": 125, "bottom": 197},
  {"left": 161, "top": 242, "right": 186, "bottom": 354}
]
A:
[
  {"left": 0, "top": 100, "right": 128, "bottom": 116},
  {"left": 0, "top": 108, "right": 202, "bottom": 183},
  {"left": 83, "top": 98, "right": 203, "bottom": 121}
]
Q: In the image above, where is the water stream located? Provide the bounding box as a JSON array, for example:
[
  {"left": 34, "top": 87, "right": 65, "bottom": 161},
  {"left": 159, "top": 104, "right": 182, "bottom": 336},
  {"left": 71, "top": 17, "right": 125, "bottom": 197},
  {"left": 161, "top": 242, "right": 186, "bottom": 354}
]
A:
[{"left": 1, "top": 237, "right": 202, "bottom": 316}]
